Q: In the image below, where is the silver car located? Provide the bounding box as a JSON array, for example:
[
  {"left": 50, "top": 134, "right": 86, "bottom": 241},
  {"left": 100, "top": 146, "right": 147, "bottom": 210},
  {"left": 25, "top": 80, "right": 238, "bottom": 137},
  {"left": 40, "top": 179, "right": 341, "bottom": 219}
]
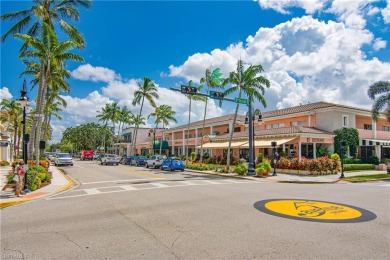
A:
[
  {"left": 100, "top": 154, "right": 120, "bottom": 166},
  {"left": 54, "top": 153, "right": 74, "bottom": 166},
  {"left": 145, "top": 155, "right": 166, "bottom": 168}
]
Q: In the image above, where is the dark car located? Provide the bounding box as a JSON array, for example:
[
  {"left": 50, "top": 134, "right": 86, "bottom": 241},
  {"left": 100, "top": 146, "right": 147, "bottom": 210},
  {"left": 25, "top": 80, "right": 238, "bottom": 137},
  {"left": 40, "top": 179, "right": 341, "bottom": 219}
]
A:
[
  {"left": 161, "top": 157, "right": 184, "bottom": 172},
  {"left": 120, "top": 155, "right": 130, "bottom": 164},
  {"left": 131, "top": 156, "right": 147, "bottom": 166}
]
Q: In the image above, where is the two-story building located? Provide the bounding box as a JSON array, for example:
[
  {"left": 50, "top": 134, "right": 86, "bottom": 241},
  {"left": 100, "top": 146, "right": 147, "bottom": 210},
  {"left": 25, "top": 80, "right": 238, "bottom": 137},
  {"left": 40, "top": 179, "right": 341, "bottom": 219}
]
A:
[{"left": 130, "top": 102, "right": 389, "bottom": 161}]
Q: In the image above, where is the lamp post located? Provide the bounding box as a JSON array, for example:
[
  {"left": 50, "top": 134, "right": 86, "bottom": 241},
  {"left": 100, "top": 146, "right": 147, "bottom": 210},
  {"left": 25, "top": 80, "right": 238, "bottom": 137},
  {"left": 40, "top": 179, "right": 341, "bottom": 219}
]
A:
[
  {"left": 340, "top": 140, "right": 346, "bottom": 178},
  {"left": 17, "top": 80, "right": 29, "bottom": 192},
  {"left": 271, "top": 141, "right": 277, "bottom": 176},
  {"left": 153, "top": 129, "right": 156, "bottom": 156},
  {"left": 245, "top": 104, "right": 262, "bottom": 176}
]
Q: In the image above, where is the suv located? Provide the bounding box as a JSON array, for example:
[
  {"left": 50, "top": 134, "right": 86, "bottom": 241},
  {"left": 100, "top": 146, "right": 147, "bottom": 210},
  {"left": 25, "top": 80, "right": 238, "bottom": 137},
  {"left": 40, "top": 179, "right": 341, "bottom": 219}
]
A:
[
  {"left": 100, "top": 154, "right": 119, "bottom": 166},
  {"left": 54, "top": 153, "right": 74, "bottom": 166},
  {"left": 145, "top": 155, "right": 165, "bottom": 169}
]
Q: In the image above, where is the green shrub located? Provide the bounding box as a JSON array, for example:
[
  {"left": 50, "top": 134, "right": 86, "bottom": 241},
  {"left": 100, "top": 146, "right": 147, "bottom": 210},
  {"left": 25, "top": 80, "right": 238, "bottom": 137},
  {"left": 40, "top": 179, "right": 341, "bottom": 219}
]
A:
[
  {"left": 344, "top": 158, "right": 362, "bottom": 164},
  {"left": 344, "top": 164, "right": 375, "bottom": 171},
  {"left": 0, "top": 160, "right": 10, "bottom": 166},
  {"left": 234, "top": 165, "right": 248, "bottom": 175},
  {"left": 362, "top": 156, "right": 380, "bottom": 165}
]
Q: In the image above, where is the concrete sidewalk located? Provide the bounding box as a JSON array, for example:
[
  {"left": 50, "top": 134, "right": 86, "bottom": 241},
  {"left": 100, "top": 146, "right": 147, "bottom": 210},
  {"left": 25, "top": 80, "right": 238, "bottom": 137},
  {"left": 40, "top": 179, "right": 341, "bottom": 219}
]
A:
[
  {"left": 188, "top": 169, "right": 390, "bottom": 183},
  {"left": 0, "top": 165, "right": 73, "bottom": 209}
]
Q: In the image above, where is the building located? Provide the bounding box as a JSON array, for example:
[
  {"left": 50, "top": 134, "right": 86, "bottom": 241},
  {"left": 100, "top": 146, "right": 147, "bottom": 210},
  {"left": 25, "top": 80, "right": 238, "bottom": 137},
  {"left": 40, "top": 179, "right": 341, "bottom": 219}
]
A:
[{"left": 129, "top": 102, "right": 389, "bottom": 161}]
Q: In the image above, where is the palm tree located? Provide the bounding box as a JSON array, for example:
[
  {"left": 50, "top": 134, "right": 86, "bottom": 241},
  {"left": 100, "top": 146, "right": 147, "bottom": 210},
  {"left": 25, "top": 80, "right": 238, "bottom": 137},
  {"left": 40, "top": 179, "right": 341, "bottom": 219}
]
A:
[
  {"left": 1, "top": 0, "right": 92, "bottom": 49},
  {"left": 199, "top": 68, "right": 223, "bottom": 165},
  {"left": 367, "top": 81, "right": 390, "bottom": 123},
  {"left": 16, "top": 23, "right": 83, "bottom": 163},
  {"left": 42, "top": 100, "right": 63, "bottom": 141},
  {"left": 223, "top": 59, "right": 270, "bottom": 169},
  {"left": 155, "top": 105, "right": 177, "bottom": 155},
  {"left": 184, "top": 80, "right": 207, "bottom": 164},
  {"left": 131, "top": 77, "right": 159, "bottom": 155},
  {"left": 0, "top": 99, "right": 23, "bottom": 157}
]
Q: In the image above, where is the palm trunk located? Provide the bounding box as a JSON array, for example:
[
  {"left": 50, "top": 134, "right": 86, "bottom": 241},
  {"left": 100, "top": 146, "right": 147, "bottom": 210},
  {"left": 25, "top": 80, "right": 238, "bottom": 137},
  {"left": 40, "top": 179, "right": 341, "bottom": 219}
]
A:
[
  {"left": 199, "top": 96, "right": 209, "bottom": 166},
  {"left": 159, "top": 123, "right": 164, "bottom": 156},
  {"left": 42, "top": 92, "right": 50, "bottom": 141},
  {"left": 186, "top": 98, "right": 192, "bottom": 165},
  {"left": 35, "top": 59, "right": 50, "bottom": 165},
  {"left": 132, "top": 98, "right": 145, "bottom": 155},
  {"left": 226, "top": 90, "right": 242, "bottom": 168}
]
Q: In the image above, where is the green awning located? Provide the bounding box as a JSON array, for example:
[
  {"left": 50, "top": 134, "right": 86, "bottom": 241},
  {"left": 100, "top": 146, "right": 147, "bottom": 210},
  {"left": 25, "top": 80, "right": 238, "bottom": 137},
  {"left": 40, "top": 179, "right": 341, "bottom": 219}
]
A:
[{"left": 153, "top": 141, "right": 169, "bottom": 149}]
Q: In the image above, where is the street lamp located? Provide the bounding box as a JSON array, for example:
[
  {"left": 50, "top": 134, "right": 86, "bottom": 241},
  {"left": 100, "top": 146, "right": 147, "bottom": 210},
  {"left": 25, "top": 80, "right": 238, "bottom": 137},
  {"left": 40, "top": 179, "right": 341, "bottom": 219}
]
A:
[
  {"left": 271, "top": 141, "right": 277, "bottom": 176},
  {"left": 340, "top": 140, "right": 346, "bottom": 178},
  {"left": 17, "top": 79, "right": 29, "bottom": 192},
  {"left": 245, "top": 105, "right": 262, "bottom": 176}
]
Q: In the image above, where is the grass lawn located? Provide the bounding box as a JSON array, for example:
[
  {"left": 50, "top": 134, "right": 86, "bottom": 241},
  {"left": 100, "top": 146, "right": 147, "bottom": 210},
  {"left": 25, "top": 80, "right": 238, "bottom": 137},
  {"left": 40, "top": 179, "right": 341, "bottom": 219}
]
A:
[{"left": 344, "top": 174, "right": 390, "bottom": 182}]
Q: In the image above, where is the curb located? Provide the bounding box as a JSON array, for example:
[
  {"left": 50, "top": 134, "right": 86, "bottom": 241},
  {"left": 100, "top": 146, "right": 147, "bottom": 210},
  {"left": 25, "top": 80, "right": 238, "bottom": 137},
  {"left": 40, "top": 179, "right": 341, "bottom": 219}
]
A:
[
  {"left": 185, "top": 169, "right": 257, "bottom": 181},
  {"left": 54, "top": 168, "right": 75, "bottom": 194},
  {"left": 341, "top": 177, "right": 390, "bottom": 183}
]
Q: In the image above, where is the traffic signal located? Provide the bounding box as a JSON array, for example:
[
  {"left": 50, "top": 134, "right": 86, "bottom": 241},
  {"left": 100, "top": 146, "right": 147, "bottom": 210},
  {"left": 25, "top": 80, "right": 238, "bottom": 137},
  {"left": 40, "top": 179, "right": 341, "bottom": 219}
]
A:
[
  {"left": 181, "top": 85, "right": 197, "bottom": 94},
  {"left": 210, "top": 91, "right": 224, "bottom": 100}
]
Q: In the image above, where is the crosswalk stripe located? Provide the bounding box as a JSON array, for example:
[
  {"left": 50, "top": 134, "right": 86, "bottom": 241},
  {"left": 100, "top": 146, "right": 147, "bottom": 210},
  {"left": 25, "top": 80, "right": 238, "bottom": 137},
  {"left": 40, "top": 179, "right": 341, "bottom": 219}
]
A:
[
  {"left": 120, "top": 185, "right": 138, "bottom": 190},
  {"left": 84, "top": 188, "right": 100, "bottom": 194},
  {"left": 150, "top": 183, "right": 169, "bottom": 188}
]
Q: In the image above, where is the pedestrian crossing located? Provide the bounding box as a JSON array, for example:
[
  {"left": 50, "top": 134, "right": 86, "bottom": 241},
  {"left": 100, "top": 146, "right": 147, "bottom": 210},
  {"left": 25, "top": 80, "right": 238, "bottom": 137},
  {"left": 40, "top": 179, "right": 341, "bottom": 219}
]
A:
[{"left": 48, "top": 179, "right": 261, "bottom": 200}]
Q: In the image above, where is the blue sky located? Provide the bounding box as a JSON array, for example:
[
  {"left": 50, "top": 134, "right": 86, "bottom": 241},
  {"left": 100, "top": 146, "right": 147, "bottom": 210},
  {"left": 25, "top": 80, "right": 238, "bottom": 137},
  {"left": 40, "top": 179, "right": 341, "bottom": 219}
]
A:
[{"left": 1, "top": 0, "right": 390, "bottom": 143}]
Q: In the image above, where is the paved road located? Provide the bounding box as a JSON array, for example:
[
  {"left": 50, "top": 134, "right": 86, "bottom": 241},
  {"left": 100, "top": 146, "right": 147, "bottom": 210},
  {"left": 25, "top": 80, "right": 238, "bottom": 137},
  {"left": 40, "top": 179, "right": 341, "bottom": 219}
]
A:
[{"left": 1, "top": 160, "right": 389, "bottom": 259}]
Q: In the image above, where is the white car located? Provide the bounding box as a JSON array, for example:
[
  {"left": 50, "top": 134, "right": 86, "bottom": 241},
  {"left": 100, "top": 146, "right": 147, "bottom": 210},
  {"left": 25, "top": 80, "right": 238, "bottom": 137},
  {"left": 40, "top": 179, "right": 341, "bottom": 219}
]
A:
[
  {"left": 145, "top": 155, "right": 166, "bottom": 169},
  {"left": 54, "top": 153, "right": 73, "bottom": 166},
  {"left": 100, "top": 154, "right": 120, "bottom": 166}
]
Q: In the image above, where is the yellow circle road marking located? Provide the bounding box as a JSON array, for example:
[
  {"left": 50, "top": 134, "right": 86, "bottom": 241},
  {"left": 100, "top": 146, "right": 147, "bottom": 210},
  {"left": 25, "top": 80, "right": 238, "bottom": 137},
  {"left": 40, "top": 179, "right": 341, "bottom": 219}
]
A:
[
  {"left": 265, "top": 200, "right": 361, "bottom": 220},
  {"left": 117, "top": 167, "right": 166, "bottom": 179}
]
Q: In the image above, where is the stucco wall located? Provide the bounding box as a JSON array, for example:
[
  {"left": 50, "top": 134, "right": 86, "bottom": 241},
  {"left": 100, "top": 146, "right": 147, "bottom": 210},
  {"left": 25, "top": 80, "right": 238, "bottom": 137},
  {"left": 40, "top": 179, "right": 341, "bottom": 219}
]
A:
[{"left": 316, "top": 110, "right": 356, "bottom": 132}]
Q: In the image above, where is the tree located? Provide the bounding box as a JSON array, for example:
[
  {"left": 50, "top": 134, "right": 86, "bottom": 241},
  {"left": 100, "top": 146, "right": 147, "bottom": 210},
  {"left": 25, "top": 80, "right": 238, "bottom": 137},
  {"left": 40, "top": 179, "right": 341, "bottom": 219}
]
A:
[
  {"left": 367, "top": 81, "right": 390, "bottom": 123},
  {"left": 1, "top": 0, "right": 92, "bottom": 49},
  {"left": 132, "top": 77, "right": 159, "bottom": 155},
  {"left": 199, "top": 68, "right": 223, "bottom": 165},
  {"left": 150, "top": 105, "right": 177, "bottom": 155},
  {"left": 334, "top": 128, "right": 360, "bottom": 158},
  {"left": 0, "top": 99, "right": 23, "bottom": 158},
  {"left": 131, "top": 114, "right": 146, "bottom": 155},
  {"left": 223, "top": 60, "right": 270, "bottom": 169},
  {"left": 184, "top": 80, "right": 206, "bottom": 164},
  {"left": 16, "top": 23, "right": 83, "bottom": 163}
]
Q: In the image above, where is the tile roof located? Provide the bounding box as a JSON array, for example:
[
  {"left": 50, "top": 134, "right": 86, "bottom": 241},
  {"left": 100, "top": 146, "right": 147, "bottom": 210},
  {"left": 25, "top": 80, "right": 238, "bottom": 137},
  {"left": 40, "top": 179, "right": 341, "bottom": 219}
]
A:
[
  {"left": 167, "top": 114, "right": 246, "bottom": 131},
  {"left": 213, "top": 126, "right": 335, "bottom": 141}
]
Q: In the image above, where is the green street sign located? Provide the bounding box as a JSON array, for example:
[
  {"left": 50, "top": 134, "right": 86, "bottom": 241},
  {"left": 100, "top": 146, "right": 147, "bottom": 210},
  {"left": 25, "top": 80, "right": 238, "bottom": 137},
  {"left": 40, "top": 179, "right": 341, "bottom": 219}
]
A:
[{"left": 234, "top": 98, "right": 248, "bottom": 105}]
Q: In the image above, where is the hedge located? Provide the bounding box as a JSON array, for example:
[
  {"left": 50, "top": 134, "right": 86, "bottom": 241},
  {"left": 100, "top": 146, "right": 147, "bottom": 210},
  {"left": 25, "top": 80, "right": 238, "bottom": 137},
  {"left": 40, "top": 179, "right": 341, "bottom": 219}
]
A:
[{"left": 344, "top": 164, "right": 375, "bottom": 171}]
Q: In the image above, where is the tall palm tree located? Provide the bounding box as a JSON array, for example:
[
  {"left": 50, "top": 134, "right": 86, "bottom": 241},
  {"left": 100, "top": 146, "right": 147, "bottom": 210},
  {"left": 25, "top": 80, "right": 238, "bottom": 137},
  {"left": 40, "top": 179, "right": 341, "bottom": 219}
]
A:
[
  {"left": 199, "top": 68, "right": 223, "bottom": 165},
  {"left": 223, "top": 59, "right": 270, "bottom": 168},
  {"left": 16, "top": 23, "right": 83, "bottom": 163},
  {"left": 367, "top": 81, "right": 390, "bottom": 123},
  {"left": 0, "top": 99, "right": 23, "bottom": 157},
  {"left": 155, "top": 105, "right": 177, "bottom": 155},
  {"left": 131, "top": 77, "right": 159, "bottom": 155},
  {"left": 96, "top": 104, "right": 112, "bottom": 149},
  {"left": 42, "top": 100, "right": 63, "bottom": 141},
  {"left": 184, "top": 80, "right": 207, "bottom": 164},
  {"left": 1, "top": 0, "right": 92, "bottom": 49}
]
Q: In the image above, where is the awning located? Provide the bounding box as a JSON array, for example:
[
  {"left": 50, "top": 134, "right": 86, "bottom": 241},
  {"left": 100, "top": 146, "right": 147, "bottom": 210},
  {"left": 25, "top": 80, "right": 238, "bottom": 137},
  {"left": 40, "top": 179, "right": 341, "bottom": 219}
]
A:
[
  {"left": 239, "top": 138, "right": 295, "bottom": 148},
  {"left": 197, "top": 141, "right": 249, "bottom": 149},
  {"left": 153, "top": 141, "right": 169, "bottom": 149},
  {"left": 361, "top": 139, "right": 390, "bottom": 146}
]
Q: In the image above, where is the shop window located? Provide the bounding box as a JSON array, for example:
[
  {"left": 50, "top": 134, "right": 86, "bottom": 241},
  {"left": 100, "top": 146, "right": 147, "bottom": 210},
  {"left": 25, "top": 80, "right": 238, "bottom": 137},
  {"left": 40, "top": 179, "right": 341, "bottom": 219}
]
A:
[{"left": 382, "top": 126, "right": 390, "bottom": 132}]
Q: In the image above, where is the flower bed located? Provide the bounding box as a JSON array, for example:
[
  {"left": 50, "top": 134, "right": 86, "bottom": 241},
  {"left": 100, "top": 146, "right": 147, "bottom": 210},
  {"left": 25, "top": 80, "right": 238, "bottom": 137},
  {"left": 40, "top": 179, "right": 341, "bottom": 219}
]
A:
[
  {"left": 7, "top": 161, "right": 52, "bottom": 192},
  {"left": 276, "top": 155, "right": 341, "bottom": 175}
]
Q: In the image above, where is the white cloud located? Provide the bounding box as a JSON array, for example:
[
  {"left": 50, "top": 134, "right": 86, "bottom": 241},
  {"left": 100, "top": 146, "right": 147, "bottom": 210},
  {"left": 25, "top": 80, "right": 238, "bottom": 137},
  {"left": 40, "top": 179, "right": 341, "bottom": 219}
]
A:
[
  {"left": 169, "top": 15, "right": 390, "bottom": 112},
  {"left": 71, "top": 64, "right": 121, "bottom": 83},
  {"left": 0, "top": 87, "right": 13, "bottom": 100},
  {"left": 257, "top": 0, "right": 328, "bottom": 14},
  {"left": 373, "top": 38, "right": 387, "bottom": 50},
  {"left": 382, "top": 0, "right": 390, "bottom": 23}
]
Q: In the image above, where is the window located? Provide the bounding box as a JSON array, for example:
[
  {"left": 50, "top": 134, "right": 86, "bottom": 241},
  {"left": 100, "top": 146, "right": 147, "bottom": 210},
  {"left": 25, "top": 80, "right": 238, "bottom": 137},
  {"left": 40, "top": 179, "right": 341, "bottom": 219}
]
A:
[
  {"left": 364, "top": 124, "right": 372, "bottom": 130},
  {"left": 279, "top": 123, "right": 285, "bottom": 127},
  {"left": 266, "top": 125, "right": 271, "bottom": 129},
  {"left": 342, "top": 115, "right": 349, "bottom": 127},
  {"left": 234, "top": 127, "right": 241, "bottom": 132},
  {"left": 382, "top": 126, "right": 390, "bottom": 132},
  {"left": 291, "top": 121, "right": 306, "bottom": 126}
]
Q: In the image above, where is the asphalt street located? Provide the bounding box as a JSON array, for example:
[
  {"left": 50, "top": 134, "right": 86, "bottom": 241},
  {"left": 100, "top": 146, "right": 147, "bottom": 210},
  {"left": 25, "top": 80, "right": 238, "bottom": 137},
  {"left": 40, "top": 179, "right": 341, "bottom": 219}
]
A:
[{"left": 1, "top": 160, "right": 389, "bottom": 260}]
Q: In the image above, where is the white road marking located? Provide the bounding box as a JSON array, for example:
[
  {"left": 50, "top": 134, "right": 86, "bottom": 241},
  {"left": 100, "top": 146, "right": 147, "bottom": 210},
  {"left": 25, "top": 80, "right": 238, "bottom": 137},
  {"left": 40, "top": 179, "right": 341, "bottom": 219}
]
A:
[
  {"left": 82, "top": 179, "right": 153, "bottom": 185},
  {"left": 48, "top": 180, "right": 257, "bottom": 200},
  {"left": 73, "top": 165, "right": 84, "bottom": 168}
]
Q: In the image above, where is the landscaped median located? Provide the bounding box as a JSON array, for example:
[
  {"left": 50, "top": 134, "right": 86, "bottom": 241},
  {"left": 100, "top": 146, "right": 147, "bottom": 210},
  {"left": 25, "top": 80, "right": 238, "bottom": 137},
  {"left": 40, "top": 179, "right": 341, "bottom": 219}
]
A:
[{"left": 342, "top": 174, "right": 390, "bottom": 182}]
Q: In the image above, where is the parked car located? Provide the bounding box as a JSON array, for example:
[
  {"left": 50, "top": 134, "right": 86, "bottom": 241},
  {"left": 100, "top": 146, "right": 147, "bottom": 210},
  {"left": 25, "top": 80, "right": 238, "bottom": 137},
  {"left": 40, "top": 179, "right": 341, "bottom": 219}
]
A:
[
  {"left": 161, "top": 157, "right": 184, "bottom": 172},
  {"left": 100, "top": 154, "right": 120, "bottom": 166},
  {"left": 120, "top": 155, "right": 131, "bottom": 164},
  {"left": 93, "top": 153, "right": 100, "bottom": 160},
  {"left": 131, "top": 156, "right": 147, "bottom": 166},
  {"left": 123, "top": 156, "right": 134, "bottom": 165},
  {"left": 145, "top": 155, "right": 165, "bottom": 169},
  {"left": 80, "top": 150, "right": 94, "bottom": 161},
  {"left": 54, "top": 153, "right": 74, "bottom": 166}
]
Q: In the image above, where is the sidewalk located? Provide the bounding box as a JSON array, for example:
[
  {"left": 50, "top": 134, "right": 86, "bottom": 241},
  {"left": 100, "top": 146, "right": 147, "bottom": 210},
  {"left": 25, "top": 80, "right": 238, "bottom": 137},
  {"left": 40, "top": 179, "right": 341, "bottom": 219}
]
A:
[
  {"left": 188, "top": 169, "right": 390, "bottom": 183},
  {"left": 0, "top": 165, "right": 73, "bottom": 209}
]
